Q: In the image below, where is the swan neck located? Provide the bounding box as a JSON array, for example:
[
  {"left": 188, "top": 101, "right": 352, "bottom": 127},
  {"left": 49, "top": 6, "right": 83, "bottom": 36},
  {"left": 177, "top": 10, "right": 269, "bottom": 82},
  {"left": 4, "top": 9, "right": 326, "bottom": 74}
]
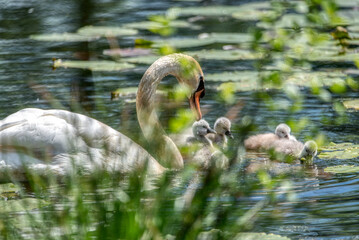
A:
[{"left": 136, "top": 55, "right": 182, "bottom": 138}]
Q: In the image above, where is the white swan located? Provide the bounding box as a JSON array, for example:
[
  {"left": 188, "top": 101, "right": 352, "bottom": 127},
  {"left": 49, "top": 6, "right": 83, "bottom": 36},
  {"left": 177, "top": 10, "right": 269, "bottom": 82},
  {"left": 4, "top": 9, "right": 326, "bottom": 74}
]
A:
[
  {"left": 186, "top": 120, "right": 228, "bottom": 170},
  {"left": 244, "top": 123, "right": 294, "bottom": 150},
  {"left": 207, "top": 117, "right": 233, "bottom": 149},
  {"left": 0, "top": 53, "right": 206, "bottom": 181}
]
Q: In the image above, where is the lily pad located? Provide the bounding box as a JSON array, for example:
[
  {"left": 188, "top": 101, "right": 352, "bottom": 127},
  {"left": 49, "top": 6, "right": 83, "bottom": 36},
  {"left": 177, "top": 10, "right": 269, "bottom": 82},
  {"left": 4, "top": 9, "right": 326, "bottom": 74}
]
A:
[
  {"left": 207, "top": 70, "right": 347, "bottom": 92},
  {"left": 186, "top": 49, "right": 263, "bottom": 61},
  {"left": 324, "top": 165, "right": 359, "bottom": 174},
  {"left": 125, "top": 55, "right": 160, "bottom": 65},
  {"left": 152, "top": 37, "right": 214, "bottom": 49},
  {"left": 199, "top": 32, "right": 253, "bottom": 44},
  {"left": 318, "top": 142, "right": 359, "bottom": 160},
  {"left": 257, "top": 14, "right": 312, "bottom": 29},
  {"left": 111, "top": 87, "right": 168, "bottom": 100},
  {"left": 0, "top": 183, "right": 21, "bottom": 193},
  {"left": 30, "top": 33, "right": 98, "bottom": 42},
  {"left": 103, "top": 48, "right": 153, "bottom": 57},
  {"left": 336, "top": 1, "right": 359, "bottom": 7},
  {"left": 77, "top": 26, "right": 138, "bottom": 37},
  {"left": 232, "top": 9, "right": 276, "bottom": 21},
  {"left": 123, "top": 20, "right": 198, "bottom": 30},
  {"left": 168, "top": 6, "right": 244, "bottom": 18},
  {"left": 168, "top": 2, "right": 272, "bottom": 19},
  {"left": 343, "top": 99, "right": 359, "bottom": 110},
  {"left": 53, "top": 59, "right": 135, "bottom": 71},
  {"left": 235, "top": 232, "right": 291, "bottom": 240},
  {"left": 0, "top": 198, "right": 49, "bottom": 213}
]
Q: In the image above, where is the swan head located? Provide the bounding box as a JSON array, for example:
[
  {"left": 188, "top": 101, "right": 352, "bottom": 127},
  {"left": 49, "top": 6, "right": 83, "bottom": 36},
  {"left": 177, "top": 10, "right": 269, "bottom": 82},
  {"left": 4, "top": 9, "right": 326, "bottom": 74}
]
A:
[
  {"left": 275, "top": 123, "right": 291, "bottom": 139},
  {"left": 214, "top": 117, "right": 233, "bottom": 139},
  {"left": 299, "top": 140, "right": 318, "bottom": 164},
  {"left": 173, "top": 54, "right": 205, "bottom": 120},
  {"left": 192, "top": 119, "right": 216, "bottom": 138}
]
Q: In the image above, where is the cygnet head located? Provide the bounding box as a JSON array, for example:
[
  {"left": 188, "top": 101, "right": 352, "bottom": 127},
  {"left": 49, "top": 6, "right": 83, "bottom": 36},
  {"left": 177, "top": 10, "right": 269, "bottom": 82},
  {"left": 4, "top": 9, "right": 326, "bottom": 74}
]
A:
[
  {"left": 299, "top": 140, "right": 318, "bottom": 164},
  {"left": 275, "top": 123, "right": 291, "bottom": 139},
  {"left": 214, "top": 117, "right": 233, "bottom": 139},
  {"left": 192, "top": 119, "right": 216, "bottom": 138}
]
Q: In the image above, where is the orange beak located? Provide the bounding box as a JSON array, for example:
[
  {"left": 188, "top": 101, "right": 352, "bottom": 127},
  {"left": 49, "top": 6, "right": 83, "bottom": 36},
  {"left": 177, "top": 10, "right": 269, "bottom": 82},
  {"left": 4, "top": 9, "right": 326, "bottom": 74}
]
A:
[{"left": 189, "top": 88, "right": 204, "bottom": 120}]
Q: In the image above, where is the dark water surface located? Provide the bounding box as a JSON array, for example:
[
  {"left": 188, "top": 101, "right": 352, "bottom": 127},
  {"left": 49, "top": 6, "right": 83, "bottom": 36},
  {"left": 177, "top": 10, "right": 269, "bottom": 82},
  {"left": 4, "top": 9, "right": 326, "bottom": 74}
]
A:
[{"left": 1, "top": 0, "right": 359, "bottom": 239}]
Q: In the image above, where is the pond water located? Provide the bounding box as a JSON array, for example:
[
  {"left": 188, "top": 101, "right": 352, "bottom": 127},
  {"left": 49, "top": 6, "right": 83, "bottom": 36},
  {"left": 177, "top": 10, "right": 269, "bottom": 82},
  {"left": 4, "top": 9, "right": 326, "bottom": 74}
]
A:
[{"left": 1, "top": 0, "right": 359, "bottom": 239}]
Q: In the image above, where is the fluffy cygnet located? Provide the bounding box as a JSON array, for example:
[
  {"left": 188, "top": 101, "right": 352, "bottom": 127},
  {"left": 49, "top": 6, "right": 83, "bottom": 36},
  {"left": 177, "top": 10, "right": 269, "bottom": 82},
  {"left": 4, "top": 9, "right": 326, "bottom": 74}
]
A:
[
  {"left": 186, "top": 119, "right": 216, "bottom": 146},
  {"left": 186, "top": 120, "right": 228, "bottom": 169},
  {"left": 272, "top": 139, "right": 318, "bottom": 164},
  {"left": 207, "top": 117, "right": 233, "bottom": 149},
  {"left": 244, "top": 123, "right": 295, "bottom": 150}
]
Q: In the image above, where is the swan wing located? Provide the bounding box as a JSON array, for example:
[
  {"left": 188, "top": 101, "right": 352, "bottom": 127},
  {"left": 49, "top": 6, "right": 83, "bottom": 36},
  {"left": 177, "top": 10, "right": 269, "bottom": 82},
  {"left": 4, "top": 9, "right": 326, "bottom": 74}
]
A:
[{"left": 0, "top": 108, "right": 165, "bottom": 177}]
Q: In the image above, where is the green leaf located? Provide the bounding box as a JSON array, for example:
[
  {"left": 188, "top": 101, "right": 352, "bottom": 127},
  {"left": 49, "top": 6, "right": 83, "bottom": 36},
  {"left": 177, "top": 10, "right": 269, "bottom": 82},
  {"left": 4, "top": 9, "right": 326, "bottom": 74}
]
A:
[
  {"left": 125, "top": 55, "right": 160, "bottom": 65},
  {"left": 186, "top": 49, "right": 263, "bottom": 61},
  {"left": 152, "top": 37, "right": 214, "bottom": 49},
  {"left": 343, "top": 99, "right": 359, "bottom": 110},
  {"left": 77, "top": 26, "right": 138, "bottom": 37},
  {"left": 123, "top": 20, "right": 198, "bottom": 30},
  {"left": 329, "top": 79, "right": 347, "bottom": 94},
  {"left": 318, "top": 142, "right": 359, "bottom": 160},
  {"left": 199, "top": 32, "right": 253, "bottom": 44},
  {"left": 206, "top": 70, "right": 347, "bottom": 92},
  {"left": 235, "top": 232, "right": 291, "bottom": 240},
  {"left": 53, "top": 59, "right": 135, "bottom": 71},
  {"left": 324, "top": 165, "right": 359, "bottom": 174},
  {"left": 30, "top": 33, "right": 97, "bottom": 42},
  {"left": 0, "top": 198, "right": 49, "bottom": 213}
]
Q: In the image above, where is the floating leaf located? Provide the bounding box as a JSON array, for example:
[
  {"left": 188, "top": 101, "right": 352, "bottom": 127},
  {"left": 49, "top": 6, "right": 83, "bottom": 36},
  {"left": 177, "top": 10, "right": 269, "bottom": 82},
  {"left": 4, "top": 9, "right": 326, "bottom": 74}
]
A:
[
  {"left": 111, "top": 87, "right": 138, "bottom": 99},
  {"left": 324, "top": 165, "right": 359, "bottom": 174},
  {"left": 168, "top": 6, "right": 243, "bottom": 17},
  {"left": 77, "top": 26, "right": 138, "bottom": 37},
  {"left": 103, "top": 48, "right": 153, "bottom": 57},
  {"left": 0, "top": 198, "right": 49, "bottom": 213},
  {"left": 343, "top": 99, "right": 359, "bottom": 110},
  {"left": 152, "top": 37, "right": 214, "bottom": 48},
  {"left": 199, "top": 32, "right": 253, "bottom": 44},
  {"left": 125, "top": 55, "right": 160, "bottom": 65},
  {"left": 235, "top": 232, "right": 291, "bottom": 240},
  {"left": 186, "top": 49, "right": 263, "bottom": 61},
  {"left": 111, "top": 87, "right": 168, "bottom": 100},
  {"left": 207, "top": 70, "right": 347, "bottom": 92},
  {"left": 123, "top": 20, "right": 198, "bottom": 30},
  {"left": 53, "top": 59, "right": 135, "bottom": 71},
  {"left": 30, "top": 33, "right": 97, "bottom": 42},
  {"left": 336, "top": 1, "right": 359, "bottom": 7},
  {"left": 257, "top": 14, "right": 311, "bottom": 29},
  {"left": 0, "top": 183, "right": 21, "bottom": 193},
  {"left": 318, "top": 142, "right": 359, "bottom": 160},
  {"left": 168, "top": 2, "right": 272, "bottom": 19},
  {"left": 232, "top": 9, "right": 276, "bottom": 21}
]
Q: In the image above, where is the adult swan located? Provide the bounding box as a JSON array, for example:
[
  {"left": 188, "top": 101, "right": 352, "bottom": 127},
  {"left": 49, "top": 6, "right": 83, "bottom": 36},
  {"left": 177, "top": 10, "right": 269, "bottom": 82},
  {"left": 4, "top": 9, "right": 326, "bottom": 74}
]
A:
[{"left": 0, "top": 54, "right": 205, "bottom": 181}]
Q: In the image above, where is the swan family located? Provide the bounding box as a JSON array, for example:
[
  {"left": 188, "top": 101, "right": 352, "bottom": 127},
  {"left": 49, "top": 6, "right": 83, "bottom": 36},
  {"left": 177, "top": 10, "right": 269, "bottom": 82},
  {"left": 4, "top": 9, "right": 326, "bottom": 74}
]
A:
[{"left": 0, "top": 53, "right": 318, "bottom": 181}]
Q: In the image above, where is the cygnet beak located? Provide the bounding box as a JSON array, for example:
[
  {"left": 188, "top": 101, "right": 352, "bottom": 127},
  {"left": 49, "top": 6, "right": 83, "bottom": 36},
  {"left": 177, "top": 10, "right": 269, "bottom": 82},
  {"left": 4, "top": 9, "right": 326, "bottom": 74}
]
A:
[
  {"left": 207, "top": 128, "right": 216, "bottom": 134},
  {"left": 225, "top": 130, "right": 234, "bottom": 139}
]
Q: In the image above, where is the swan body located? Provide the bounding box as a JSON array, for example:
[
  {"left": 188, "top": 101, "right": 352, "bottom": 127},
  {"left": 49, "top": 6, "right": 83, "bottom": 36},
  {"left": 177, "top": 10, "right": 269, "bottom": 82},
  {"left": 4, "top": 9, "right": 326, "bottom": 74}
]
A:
[
  {"left": 187, "top": 120, "right": 228, "bottom": 169},
  {"left": 244, "top": 123, "right": 294, "bottom": 150},
  {"left": 207, "top": 117, "right": 233, "bottom": 149},
  {"left": 0, "top": 54, "right": 206, "bottom": 181}
]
